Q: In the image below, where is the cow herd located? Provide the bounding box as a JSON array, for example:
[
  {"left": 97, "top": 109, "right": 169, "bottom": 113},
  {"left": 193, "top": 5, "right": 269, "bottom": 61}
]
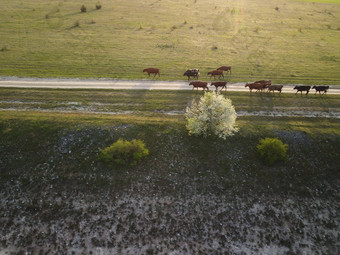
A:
[
  {"left": 142, "top": 67, "right": 330, "bottom": 95},
  {"left": 244, "top": 80, "right": 329, "bottom": 95},
  {"left": 143, "top": 66, "right": 231, "bottom": 81}
]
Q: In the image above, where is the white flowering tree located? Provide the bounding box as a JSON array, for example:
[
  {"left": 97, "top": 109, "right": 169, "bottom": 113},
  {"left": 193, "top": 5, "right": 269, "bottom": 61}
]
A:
[{"left": 185, "top": 92, "right": 239, "bottom": 139}]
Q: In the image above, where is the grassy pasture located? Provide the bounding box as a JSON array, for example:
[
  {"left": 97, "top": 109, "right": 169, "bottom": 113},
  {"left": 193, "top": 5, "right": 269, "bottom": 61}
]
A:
[
  {"left": 0, "top": 0, "right": 339, "bottom": 84},
  {"left": 299, "top": 0, "right": 340, "bottom": 4}
]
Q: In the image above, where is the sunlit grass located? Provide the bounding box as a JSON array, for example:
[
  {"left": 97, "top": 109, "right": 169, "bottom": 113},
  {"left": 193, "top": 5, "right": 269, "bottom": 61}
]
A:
[
  {"left": 0, "top": 0, "right": 339, "bottom": 84},
  {"left": 298, "top": 0, "right": 340, "bottom": 4}
]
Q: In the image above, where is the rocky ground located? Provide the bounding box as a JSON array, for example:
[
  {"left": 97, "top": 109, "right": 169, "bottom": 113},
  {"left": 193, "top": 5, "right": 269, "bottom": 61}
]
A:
[{"left": 0, "top": 124, "right": 339, "bottom": 254}]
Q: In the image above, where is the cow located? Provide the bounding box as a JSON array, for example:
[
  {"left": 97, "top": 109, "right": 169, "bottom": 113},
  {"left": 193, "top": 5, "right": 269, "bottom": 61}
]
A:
[
  {"left": 184, "top": 69, "right": 200, "bottom": 80},
  {"left": 210, "top": 81, "right": 227, "bottom": 91},
  {"left": 208, "top": 70, "right": 224, "bottom": 79},
  {"left": 267, "top": 84, "right": 283, "bottom": 93},
  {"left": 312, "top": 85, "right": 329, "bottom": 95},
  {"left": 189, "top": 81, "right": 209, "bottom": 91},
  {"left": 143, "top": 68, "right": 160, "bottom": 77},
  {"left": 294, "top": 85, "right": 311, "bottom": 95},
  {"left": 255, "top": 80, "right": 271, "bottom": 87},
  {"left": 217, "top": 66, "right": 232, "bottom": 74},
  {"left": 245, "top": 82, "right": 267, "bottom": 93}
]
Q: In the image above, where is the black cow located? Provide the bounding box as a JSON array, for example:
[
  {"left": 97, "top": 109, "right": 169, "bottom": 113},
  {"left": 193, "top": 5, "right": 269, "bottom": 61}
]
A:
[
  {"left": 184, "top": 69, "right": 200, "bottom": 80},
  {"left": 312, "top": 86, "right": 329, "bottom": 94},
  {"left": 294, "top": 85, "right": 311, "bottom": 95}
]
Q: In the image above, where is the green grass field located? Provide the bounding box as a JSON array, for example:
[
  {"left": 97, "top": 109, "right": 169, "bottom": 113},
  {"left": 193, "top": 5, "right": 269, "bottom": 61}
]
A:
[{"left": 0, "top": 0, "right": 339, "bottom": 84}]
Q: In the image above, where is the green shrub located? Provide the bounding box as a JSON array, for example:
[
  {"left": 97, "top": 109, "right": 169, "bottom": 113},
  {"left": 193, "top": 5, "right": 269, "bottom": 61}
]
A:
[
  {"left": 99, "top": 139, "right": 149, "bottom": 166},
  {"left": 257, "top": 138, "right": 288, "bottom": 166}
]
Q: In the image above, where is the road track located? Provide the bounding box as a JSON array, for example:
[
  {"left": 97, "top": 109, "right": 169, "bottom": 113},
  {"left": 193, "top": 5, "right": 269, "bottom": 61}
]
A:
[{"left": 1, "top": 78, "right": 340, "bottom": 94}]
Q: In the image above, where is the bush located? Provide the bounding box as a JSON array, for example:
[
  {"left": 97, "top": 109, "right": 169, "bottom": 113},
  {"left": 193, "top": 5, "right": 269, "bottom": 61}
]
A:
[
  {"left": 186, "top": 92, "right": 239, "bottom": 139},
  {"left": 96, "top": 3, "right": 102, "bottom": 10},
  {"left": 81, "top": 5, "right": 87, "bottom": 13},
  {"left": 257, "top": 138, "right": 288, "bottom": 166},
  {"left": 99, "top": 139, "right": 149, "bottom": 166}
]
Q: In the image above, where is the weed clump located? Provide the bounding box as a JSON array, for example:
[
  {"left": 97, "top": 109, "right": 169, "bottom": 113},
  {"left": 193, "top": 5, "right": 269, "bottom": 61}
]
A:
[
  {"left": 81, "top": 5, "right": 87, "bottom": 13},
  {"left": 96, "top": 3, "right": 102, "bottom": 10},
  {"left": 99, "top": 139, "right": 149, "bottom": 166},
  {"left": 257, "top": 138, "right": 288, "bottom": 166},
  {"left": 0, "top": 46, "right": 8, "bottom": 52}
]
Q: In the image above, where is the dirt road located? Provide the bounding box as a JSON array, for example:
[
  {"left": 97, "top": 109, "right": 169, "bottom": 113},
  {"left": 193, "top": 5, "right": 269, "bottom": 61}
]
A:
[{"left": 1, "top": 77, "right": 340, "bottom": 94}]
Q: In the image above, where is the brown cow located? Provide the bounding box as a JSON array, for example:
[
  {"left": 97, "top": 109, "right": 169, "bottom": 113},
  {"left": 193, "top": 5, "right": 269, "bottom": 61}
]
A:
[
  {"left": 143, "top": 68, "right": 160, "bottom": 77},
  {"left": 217, "top": 66, "right": 232, "bottom": 74},
  {"left": 189, "top": 81, "right": 209, "bottom": 91},
  {"left": 208, "top": 70, "right": 224, "bottom": 79},
  {"left": 210, "top": 81, "right": 227, "bottom": 91},
  {"left": 245, "top": 82, "right": 267, "bottom": 93},
  {"left": 267, "top": 84, "right": 283, "bottom": 93},
  {"left": 255, "top": 80, "right": 271, "bottom": 87}
]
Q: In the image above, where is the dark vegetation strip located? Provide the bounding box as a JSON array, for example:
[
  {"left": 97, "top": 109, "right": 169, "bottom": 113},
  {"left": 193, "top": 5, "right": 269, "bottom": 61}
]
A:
[{"left": 0, "top": 110, "right": 339, "bottom": 196}]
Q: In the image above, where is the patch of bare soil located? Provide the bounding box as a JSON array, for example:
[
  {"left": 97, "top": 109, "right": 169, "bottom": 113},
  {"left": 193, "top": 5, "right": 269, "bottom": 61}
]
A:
[{"left": 1, "top": 188, "right": 339, "bottom": 254}]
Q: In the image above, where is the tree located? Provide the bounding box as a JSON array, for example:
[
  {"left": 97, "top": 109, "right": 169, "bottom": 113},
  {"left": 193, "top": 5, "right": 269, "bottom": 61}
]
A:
[{"left": 185, "top": 92, "right": 239, "bottom": 139}]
